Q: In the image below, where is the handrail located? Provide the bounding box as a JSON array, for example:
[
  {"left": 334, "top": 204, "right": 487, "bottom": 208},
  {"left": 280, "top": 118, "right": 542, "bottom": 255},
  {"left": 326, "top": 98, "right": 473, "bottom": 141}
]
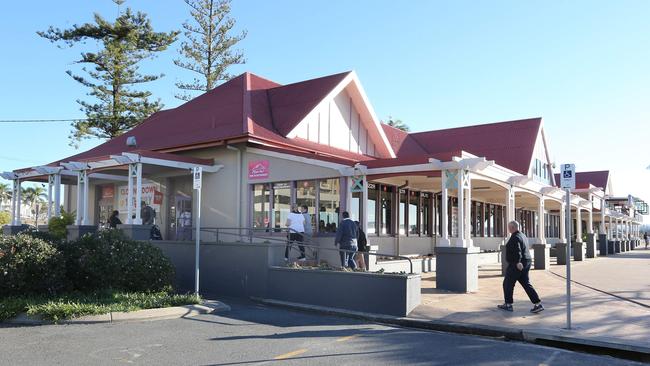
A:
[{"left": 194, "top": 226, "right": 415, "bottom": 274}]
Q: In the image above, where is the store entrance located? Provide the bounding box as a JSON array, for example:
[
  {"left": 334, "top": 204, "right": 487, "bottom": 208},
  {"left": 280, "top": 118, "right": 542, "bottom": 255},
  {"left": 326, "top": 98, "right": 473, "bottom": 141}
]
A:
[{"left": 170, "top": 194, "right": 192, "bottom": 241}]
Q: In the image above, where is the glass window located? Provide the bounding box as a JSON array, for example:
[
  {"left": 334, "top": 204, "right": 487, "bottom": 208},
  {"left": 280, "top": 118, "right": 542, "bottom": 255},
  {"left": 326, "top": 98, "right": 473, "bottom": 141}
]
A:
[
  {"left": 318, "top": 178, "right": 340, "bottom": 233},
  {"left": 272, "top": 182, "right": 292, "bottom": 230},
  {"left": 381, "top": 185, "right": 394, "bottom": 235},
  {"left": 351, "top": 191, "right": 361, "bottom": 222},
  {"left": 296, "top": 180, "right": 316, "bottom": 234},
  {"left": 421, "top": 192, "right": 431, "bottom": 236},
  {"left": 399, "top": 189, "right": 407, "bottom": 235},
  {"left": 367, "top": 183, "right": 377, "bottom": 235},
  {"left": 252, "top": 184, "right": 270, "bottom": 229},
  {"left": 409, "top": 191, "right": 419, "bottom": 235}
]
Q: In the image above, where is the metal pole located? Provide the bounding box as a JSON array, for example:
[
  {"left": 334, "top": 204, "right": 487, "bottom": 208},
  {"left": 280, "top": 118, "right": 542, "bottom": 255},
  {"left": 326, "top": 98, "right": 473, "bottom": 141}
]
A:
[
  {"left": 194, "top": 174, "right": 202, "bottom": 295},
  {"left": 565, "top": 188, "right": 572, "bottom": 330}
]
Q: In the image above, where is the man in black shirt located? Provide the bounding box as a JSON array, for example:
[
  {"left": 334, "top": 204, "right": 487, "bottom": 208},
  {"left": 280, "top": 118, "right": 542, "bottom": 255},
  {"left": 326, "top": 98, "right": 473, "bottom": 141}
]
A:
[{"left": 498, "top": 220, "right": 544, "bottom": 313}]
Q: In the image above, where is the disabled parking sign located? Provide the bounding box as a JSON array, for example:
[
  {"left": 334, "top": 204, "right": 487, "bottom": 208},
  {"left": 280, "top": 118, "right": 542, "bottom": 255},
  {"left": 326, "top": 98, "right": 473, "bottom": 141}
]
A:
[{"left": 560, "top": 164, "right": 575, "bottom": 190}]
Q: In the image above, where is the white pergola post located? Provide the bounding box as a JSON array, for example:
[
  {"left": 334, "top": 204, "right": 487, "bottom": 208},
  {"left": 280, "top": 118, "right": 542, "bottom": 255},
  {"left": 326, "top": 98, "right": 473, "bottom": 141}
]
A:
[
  {"left": 439, "top": 170, "right": 450, "bottom": 247},
  {"left": 127, "top": 164, "right": 134, "bottom": 224},
  {"left": 538, "top": 196, "right": 546, "bottom": 244},
  {"left": 47, "top": 175, "right": 54, "bottom": 223},
  {"left": 12, "top": 179, "right": 21, "bottom": 226},
  {"left": 361, "top": 176, "right": 368, "bottom": 235},
  {"left": 81, "top": 170, "right": 89, "bottom": 225},
  {"left": 560, "top": 203, "right": 567, "bottom": 243},
  {"left": 599, "top": 199, "right": 605, "bottom": 234},
  {"left": 506, "top": 187, "right": 515, "bottom": 226},
  {"left": 463, "top": 170, "right": 472, "bottom": 247},
  {"left": 576, "top": 207, "right": 582, "bottom": 242},
  {"left": 588, "top": 207, "right": 594, "bottom": 235},
  {"left": 455, "top": 169, "right": 465, "bottom": 247},
  {"left": 54, "top": 173, "right": 61, "bottom": 217},
  {"left": 607, "top": 215, "right": 612, "bottom": 239},
  {"left": 75, "top": 172, "right": 83, "bottom": 225},
  {"left": 134, "top": 163, "right": 143, "bottom": 225}
]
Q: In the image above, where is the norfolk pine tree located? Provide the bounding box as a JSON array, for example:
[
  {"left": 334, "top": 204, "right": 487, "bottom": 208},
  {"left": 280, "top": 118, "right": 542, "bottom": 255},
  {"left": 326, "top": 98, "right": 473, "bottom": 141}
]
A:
[
  {"left": 174, "top": 0, "right": 247, "bottom": 101},
  {"left": 38, "top": 0, "right": 179, "bottom": 146}
]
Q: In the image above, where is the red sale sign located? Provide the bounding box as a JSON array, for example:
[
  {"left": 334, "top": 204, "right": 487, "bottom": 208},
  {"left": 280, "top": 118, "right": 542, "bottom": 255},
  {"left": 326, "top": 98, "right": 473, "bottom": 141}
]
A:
[{"left": 248, "top": 160, "right": 270, "bottom": 179}]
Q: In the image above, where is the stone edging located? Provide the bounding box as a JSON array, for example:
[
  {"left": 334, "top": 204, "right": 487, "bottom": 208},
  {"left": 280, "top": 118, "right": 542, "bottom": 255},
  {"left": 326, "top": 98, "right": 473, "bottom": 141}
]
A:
[
  {"left": 5, "top": 300, "right": 230, "bottom": 325},
  {"left": 252, "top": 298, "right": 650, "bottom": 358}
]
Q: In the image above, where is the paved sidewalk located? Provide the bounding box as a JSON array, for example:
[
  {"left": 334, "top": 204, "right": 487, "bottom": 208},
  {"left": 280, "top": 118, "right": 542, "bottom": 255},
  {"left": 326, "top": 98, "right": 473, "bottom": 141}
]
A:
[{"left": 412, "top": 246, "right": 650, "bottom": 351}]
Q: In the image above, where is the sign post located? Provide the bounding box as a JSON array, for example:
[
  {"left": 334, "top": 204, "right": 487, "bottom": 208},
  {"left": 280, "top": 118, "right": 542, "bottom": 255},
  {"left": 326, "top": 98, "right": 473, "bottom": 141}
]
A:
[
  {"left": 193, "top": 167, "right": 202, "bottom": 295},
  {"left": 560, "top": 163, "right": 576, "bottom": 330}
]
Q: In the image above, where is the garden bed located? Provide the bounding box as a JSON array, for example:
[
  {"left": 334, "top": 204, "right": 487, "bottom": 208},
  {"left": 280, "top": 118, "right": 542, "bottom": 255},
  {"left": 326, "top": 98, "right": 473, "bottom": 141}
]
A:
[{"left": 0, "top": 291, "right": 200, "bottom": 322}]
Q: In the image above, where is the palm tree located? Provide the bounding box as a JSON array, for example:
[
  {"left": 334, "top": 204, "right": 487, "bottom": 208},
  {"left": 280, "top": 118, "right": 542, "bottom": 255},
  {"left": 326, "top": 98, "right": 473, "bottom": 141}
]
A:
[
  {"left": 22, "top": 186, "right": 47, "bottom": 226},
  {"left": 0, "top": 183, "right": 11, "bottom": 206},
  {"left": 385, "top": 116, "right": 410, "bottom": 132}
]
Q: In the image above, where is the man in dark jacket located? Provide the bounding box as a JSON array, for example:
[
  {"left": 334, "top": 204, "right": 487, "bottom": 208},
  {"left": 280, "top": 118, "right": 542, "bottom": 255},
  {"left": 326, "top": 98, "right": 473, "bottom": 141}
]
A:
[
  {"left": 335, "top": 211, "right": 358, "bottom": 269},
  {"left": 498, "top": 220, "right": 544, "bottom": 313}
]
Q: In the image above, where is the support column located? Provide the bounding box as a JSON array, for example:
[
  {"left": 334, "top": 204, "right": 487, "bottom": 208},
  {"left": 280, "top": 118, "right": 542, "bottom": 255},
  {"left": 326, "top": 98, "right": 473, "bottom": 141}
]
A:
[
  {"left": 75, "top": 172, "right": 83, "bottom": 225},
  {"left": 127, "top": 164, "right": 134, "bottom": 224},
  {"left": 134, "top": 162, "right": 143, "bottom": 225},
  {"left": 533, "top": 196, "right": 550, "bottom": 269},
  {"left": 54, "top": 173, "right": 61, "bottom": 217},
  {"left": 81, "top": 170, "right": 89, "bottom": 226},
  {"left": 456, "top": 169, "right": 465, "bottom": 247},
  {"left": 361, "top": 176, "right": 368, "bottom": 235},
  {"left": 439, "top": 170, "right": 450, "bottom": 247},
  {"left": 47, "top": 175, "right": 54, "bottom": 223},
  {"left": 573, "top": 206, "right": 584, "bottom": 261},
  {"left": 559, "top": 203, "right": 566, "bottom": 242}
]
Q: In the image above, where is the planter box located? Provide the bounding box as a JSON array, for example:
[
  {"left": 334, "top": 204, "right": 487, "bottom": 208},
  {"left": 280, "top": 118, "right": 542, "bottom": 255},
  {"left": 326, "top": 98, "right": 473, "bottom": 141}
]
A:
[{"left": 267, "top": 267, "right": 421, "bottom": 317}]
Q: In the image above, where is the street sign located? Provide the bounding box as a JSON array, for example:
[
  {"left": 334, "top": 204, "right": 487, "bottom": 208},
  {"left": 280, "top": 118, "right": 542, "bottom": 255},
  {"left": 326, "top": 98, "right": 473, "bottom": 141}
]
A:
[
  {"left": 193, "top": 167, "right": 202, "bottom": 190},
  {"left": 560, "top": 164, "right": 575, "bottom": 190}
]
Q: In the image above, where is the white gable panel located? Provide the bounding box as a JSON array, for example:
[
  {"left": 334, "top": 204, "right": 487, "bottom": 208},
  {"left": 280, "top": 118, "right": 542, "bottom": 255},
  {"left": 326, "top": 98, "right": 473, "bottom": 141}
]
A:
[
  {"left": 285, "top": 72, "right": 396, "bottom": 158},
  {"left": 528, "top": 127, "right": 553, "bottom": 185},
  {"left": 350, "top": 111, "right": 359, "bottom": 153},
  {"left": 307, "top": 112, "right": 318, "bottom": 142},
  {"left": 319, "top": 105, "right": 330, "bottom": 145}
]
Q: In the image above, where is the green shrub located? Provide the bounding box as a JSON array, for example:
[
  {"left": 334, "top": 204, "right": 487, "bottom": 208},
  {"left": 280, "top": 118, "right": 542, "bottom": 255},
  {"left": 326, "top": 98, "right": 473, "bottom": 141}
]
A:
[
  {"left": 23, "top": 227, "right": 63, "bottom": 246},
  {"left": 0, "top": 211, "right": 10, "bottom": 227},
  {"left": 48, "top": 209, "right": 75, "bottom": 240},
  {"left": 0, "top": 234, "right": 67, "bottom": 296},
  {"left": 61, "top": 229, "right": 175, "bottom": 293}
]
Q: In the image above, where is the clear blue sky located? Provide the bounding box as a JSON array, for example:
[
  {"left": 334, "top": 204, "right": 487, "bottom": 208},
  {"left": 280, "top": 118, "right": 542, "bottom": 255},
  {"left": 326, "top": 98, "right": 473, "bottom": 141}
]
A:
[{"left": 1, "top": 0, "right": 649, "bottom": 220}]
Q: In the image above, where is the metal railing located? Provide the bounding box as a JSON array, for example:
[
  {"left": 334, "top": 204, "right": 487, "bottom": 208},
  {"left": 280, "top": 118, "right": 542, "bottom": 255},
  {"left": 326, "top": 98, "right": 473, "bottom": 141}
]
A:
[{"left": 193, "top": 226, "right": 415, "bottom": 274}]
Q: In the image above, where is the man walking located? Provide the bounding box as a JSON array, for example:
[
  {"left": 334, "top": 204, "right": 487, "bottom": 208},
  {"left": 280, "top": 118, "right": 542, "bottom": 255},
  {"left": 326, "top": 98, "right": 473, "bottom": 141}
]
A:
[
  {"left": 335, "top": 211, "right": 358, "bottom": 269},
  {"left": 498, "top": 220, "right": 544, "bottom": 313}
]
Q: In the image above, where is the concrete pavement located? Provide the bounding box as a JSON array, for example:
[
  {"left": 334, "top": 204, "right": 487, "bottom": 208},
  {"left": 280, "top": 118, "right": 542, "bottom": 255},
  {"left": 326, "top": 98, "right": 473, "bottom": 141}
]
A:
[
  {"left": 0, "top": 299, "right": 639, "bottom": 365},
  {"left": 412, "top": 247, "right": 650, "bottom": 352}
]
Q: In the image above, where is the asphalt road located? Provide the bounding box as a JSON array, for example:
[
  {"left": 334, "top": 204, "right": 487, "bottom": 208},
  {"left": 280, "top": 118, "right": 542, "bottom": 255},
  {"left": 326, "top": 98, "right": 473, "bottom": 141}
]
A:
[{"left": 0, "top": 299, "right": 642, "bottom": 366}]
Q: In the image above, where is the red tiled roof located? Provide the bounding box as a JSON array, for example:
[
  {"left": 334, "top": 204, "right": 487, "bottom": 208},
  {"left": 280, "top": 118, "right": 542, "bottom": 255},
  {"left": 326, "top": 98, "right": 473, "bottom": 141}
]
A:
[
  {"left": 405, "top": 118, "right": 542, "bottom": 175},
  {"left": 36, "top": 71, "right": 357, "bottom": 169},
  {"left": 554, "top": 170, "right": 609, "bottom": 190},
  {"left": 380, "top": 123, "right": 428, "bottom": 157}
]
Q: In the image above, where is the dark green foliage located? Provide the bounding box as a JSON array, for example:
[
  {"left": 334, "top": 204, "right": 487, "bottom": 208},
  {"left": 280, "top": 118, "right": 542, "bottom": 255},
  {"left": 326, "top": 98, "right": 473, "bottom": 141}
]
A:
[
  {"left": 0, "top": 234, "right": 67, "bottom": 296},
  {"left": 61, "top": 229, "right": 175, "bottom": 293},
  {"left": 23, "top": 227, "right": 62, "bottom": 246},
  {"left": 174, "top": 0, "right": 246, "bottom": 100},
  {"left": 1, "top": 291, "right": 200, "bottom": 322},
  {"left": 48, "top": 209, "right": 75, "bottom": 240},
  {"left": 38, "top": 2, "right": 179, "bottom": 146}
]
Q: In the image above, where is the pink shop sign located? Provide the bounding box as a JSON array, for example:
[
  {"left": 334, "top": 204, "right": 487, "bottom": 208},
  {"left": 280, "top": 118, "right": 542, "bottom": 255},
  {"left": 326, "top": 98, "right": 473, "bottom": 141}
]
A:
[{"left": 248, "top": 160, "right": 270, "bottom": 179}]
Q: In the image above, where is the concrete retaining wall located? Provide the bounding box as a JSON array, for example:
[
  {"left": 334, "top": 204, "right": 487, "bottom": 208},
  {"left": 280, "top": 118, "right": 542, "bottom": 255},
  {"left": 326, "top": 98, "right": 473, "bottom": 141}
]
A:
[
  {"left": 153, "top": 241, "right": 420, "bottom": 316},
  {"left": 267, "top": 267, "right": 421, "bottom": 316}
]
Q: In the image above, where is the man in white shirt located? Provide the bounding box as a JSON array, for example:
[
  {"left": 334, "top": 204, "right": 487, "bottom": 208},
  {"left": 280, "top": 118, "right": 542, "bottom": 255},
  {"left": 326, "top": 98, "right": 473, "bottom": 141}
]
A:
[{"left": 285, "top": 206, "right": 306, "bottom": 261}]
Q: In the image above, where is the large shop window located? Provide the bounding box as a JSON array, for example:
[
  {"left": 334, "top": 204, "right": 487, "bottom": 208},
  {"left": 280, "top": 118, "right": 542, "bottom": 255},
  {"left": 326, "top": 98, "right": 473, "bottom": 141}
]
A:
[
  {"left": 367, "top": 183, "right": 377, "bottom": 235},
  {"left": 319, "top": 179, "right": 340, "bottom": 233},
  {"left": 421, "top": 192, "right": 432, "bottom": 236},
  {"left": 296, "top": 180, "right": 316, "bottom": 234},
  {"left": 272, "top": 182, "right": 292, "bottom": 230},
  {"left": 252, "top": 183, "right": 271, "bottom": 229},
  {"left": 408, "top": 191, "right": 419, "bottom": 235},
  {"left": 380, "top": 185, "right": 394, "bottom": 235}
]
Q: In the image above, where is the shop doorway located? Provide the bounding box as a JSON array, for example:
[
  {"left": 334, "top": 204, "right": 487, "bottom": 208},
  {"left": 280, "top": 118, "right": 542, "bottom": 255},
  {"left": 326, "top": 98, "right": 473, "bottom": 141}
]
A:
[{"left": 171, "top": 194, "right": 192, "bottom": 241}]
